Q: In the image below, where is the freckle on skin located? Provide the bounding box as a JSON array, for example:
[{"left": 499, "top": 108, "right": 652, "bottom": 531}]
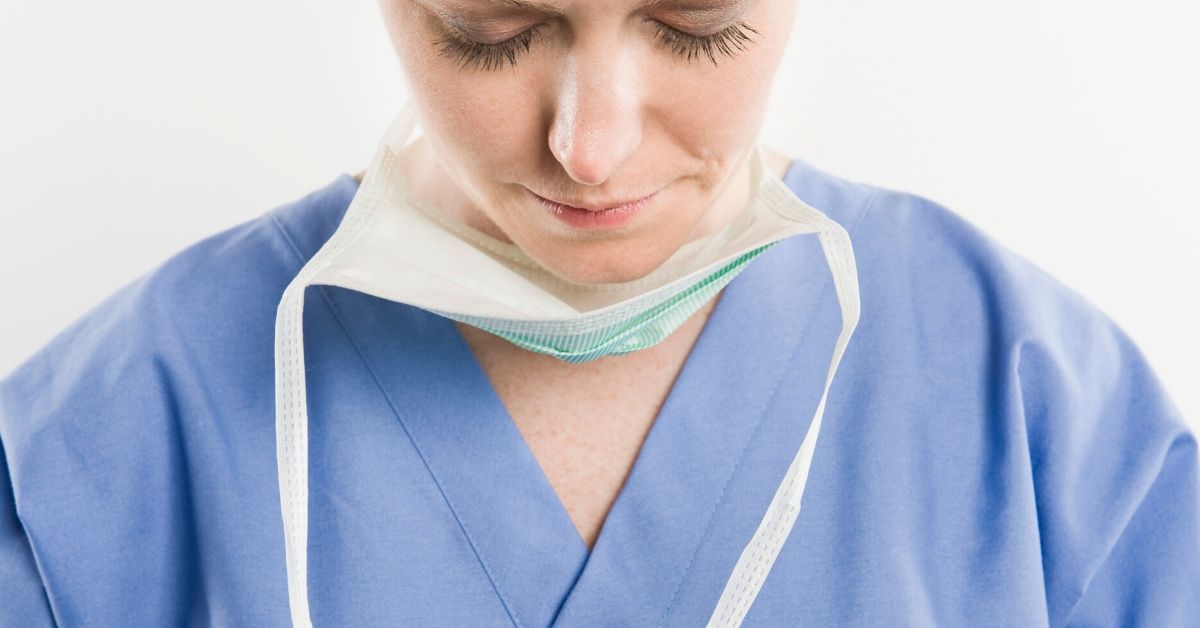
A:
[
  {"left": 380, "top": 0, "right": 796, "bottom": 284},
  {"left": 382, "top": 0, "right": 798, "bottom": 546}
]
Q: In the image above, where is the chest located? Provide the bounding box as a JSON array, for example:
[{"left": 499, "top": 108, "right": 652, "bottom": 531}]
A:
[
  {"left": 490, "top": 356, "right": 678, "bottom": 548},
  {"left": 453, "top": 305, "right": 714, "bottom": 549}
]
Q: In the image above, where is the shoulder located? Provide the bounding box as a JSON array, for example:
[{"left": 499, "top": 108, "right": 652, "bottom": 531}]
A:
[
  {"left": 0, "top": 175, "right": 357, "bottom": 624},
  {"left": 785, "top": 157, "right": 1148, "bottom": 372},
  {"left": 0, "top": 174, "right": 357, "bottom": 457},
  {"left": 787, "top": 159, "right": 1199, "bottom": 625},
  {"left": 785, "top": 156, "right": 1192, "bottom": 488}
]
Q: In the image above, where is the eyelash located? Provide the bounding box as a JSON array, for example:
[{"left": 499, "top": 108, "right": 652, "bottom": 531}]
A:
[
  {"left": 650, "top": 19, "right": 760, "bottom": 66},
  {"left": 434, "top": 19, "right": 759, "bottom": 72},
  {"left": 435, "top": 24, "right": 547, "bottom": 72}
]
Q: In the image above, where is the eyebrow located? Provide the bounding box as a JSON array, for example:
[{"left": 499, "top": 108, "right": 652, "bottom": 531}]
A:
[
  {"left": 478, "top": 0, "right": 744, "bottom": 16},
  {"left": 491, "top": 0, "right": 565, "bottom": 12}
]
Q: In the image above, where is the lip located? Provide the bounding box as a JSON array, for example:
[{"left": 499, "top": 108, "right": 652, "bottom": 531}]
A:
[{"left": 532, "top": 189, "right": 659, "bottom": 231}]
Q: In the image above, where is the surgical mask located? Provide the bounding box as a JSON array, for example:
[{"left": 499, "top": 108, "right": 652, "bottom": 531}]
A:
[{"left": 274, "top": 100, "right": 861, "bottom": 627}]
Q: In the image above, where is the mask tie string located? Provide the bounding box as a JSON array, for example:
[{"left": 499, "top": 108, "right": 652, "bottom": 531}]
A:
[
  {"left": 274, "top": 101, "right": 419, "bottom": 628},
  {"left": 275, "top": 105, "right": 860, "bottom": 628},
  {"left": 704, "top": 166, "right": 861, "bottom": 627}
]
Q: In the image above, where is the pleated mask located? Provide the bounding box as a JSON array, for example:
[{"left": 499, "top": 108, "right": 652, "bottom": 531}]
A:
[{"left": 274, "top": 99, "right": 862, "bottom": 627}]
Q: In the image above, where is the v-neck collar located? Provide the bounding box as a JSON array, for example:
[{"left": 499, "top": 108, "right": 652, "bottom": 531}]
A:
[
  {"left": 322, "top": 236, "right": 839, "bottom": 627},
  {"left": 545, "top": 231, "right": 839, "bottom": 627},
  {"left": 317, "top": 159, "right": 849, "bottom": 627}
]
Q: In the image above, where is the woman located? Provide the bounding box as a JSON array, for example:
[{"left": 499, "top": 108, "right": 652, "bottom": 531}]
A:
[{"left": 1, "top": 0, "right": 1196, "bottom": 626}]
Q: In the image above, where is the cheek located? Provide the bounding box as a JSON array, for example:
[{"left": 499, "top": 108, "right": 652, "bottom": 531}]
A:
[
  {"left": 651, "top": 75, "right": 765, "bottom": 156},
  {"left": 644, "top": 40, "right": 787, "bottom": 162},
  {"left": 406, "top": 74, "right": 546, "bottom": 186},
  {"left": 385, "top": 16, "right": 542, "bottom": 182}
]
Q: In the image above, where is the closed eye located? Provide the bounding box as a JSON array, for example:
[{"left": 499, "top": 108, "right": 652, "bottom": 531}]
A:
[
  {"left": 433, "top": 23, "right": 548, "bottom": 72},
  {"left": 434, "top": 18, "right": 759, "bottom": 72},
  {"left": 649, "top": 19, "right": 760, "bottom": 66}
]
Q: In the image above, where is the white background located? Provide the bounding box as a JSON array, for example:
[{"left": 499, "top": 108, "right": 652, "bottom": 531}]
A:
[{"left": 1, "top": 1, "right": 1196, "bottom": 427}]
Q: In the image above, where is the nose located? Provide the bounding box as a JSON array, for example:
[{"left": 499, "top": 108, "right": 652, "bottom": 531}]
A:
[{"left": 547, "top": 44, "right": 642, "bottom": 186}]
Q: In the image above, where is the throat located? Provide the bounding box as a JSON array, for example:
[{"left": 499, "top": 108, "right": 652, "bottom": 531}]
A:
[{"left": 453, "top": 294, "right": 722, "bottom": 549}]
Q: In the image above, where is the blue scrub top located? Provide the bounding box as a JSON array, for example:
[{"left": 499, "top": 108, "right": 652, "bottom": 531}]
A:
[{"left": 2, "top": 157, "right": 1197, "bottom": 627}]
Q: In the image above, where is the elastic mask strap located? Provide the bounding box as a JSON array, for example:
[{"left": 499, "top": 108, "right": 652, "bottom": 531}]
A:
[{"left": 703, "top": 182, "right": 861, "bottom": 627}]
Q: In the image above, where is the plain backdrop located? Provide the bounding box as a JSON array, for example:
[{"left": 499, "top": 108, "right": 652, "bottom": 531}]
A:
[{"left": 1, "top": 1, "right": 1196, "bottom": 428}]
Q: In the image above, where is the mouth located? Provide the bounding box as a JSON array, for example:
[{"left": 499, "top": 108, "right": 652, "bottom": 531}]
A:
[
  {"left": 533, "top": 191, "right": 659, "bottom": 213},
  {"left": 532, "top": 190, "right": 660, "bottom": 231}
]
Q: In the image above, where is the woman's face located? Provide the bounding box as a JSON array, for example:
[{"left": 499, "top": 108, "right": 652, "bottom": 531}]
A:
[{"left": 378, "top": 0, "right": 798, "bottom": 284}]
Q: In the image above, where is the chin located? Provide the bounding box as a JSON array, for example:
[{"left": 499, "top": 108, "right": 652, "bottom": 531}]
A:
[{"left": 537, "top": 240, "right": 678, "bottom": 286}]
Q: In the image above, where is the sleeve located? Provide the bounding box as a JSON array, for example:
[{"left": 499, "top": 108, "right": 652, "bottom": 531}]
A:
[
  {"left": 0, "top": 272, "right": 202, "bottom": 627},
  {"left": 1016, "top": 301, "right": 1200, "bottom": 627},
  {"left": 0, "top": 425, "right": 57, "bottom": 627}
]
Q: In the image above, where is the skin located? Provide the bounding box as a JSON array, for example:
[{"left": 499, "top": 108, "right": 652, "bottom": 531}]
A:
[
  {"left": 373, "top": 0, "right": 800, "bottom": 284},
  {"left": 370, "top": 0, "right": 800, "bottom": 548}
]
